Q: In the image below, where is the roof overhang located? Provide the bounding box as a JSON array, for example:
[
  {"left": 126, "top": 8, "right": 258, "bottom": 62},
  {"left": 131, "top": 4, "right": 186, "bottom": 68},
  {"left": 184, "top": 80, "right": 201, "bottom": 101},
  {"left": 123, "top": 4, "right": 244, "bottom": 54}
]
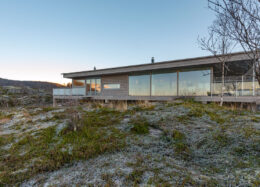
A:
[{"left": 63, "top": 52, "right": 252, "bottom": 79}]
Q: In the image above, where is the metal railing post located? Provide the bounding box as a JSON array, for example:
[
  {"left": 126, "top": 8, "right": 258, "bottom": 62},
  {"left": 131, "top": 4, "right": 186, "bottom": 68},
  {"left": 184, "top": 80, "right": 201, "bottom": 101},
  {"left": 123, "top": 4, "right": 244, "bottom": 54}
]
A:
[
  {"left": 150, "top": 72, "right": 152, "bottom": 97},
  {"left": 253, "top": 64, "right": 255, "bottom": 96},
  {"left": 241, "top": 75, "right": 243, "bottom": 96},
  {"left": 177, "top": 71, "right": 179, "bottom": 96},
  {"left": 210, "top": 68, "right": 213, "bottom": 98},
  {"left": 211, "top": 82, "right": 213, "bottom": 98},
  {"left": 235, "top": 81, "right": 237, "bottom": 98}
]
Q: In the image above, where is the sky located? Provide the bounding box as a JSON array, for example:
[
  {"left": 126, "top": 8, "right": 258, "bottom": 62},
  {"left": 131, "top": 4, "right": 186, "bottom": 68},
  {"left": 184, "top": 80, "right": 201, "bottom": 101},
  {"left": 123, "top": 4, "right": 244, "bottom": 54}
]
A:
[{"left": 0, "top": 0, "right": 221, "bottom": 84}]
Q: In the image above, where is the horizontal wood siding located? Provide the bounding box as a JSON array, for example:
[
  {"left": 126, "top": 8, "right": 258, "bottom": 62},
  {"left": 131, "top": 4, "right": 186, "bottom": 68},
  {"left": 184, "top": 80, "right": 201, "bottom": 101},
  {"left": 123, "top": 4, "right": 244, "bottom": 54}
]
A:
[{"left": 101, "top": 74, "right": 128, "bottom": 96}]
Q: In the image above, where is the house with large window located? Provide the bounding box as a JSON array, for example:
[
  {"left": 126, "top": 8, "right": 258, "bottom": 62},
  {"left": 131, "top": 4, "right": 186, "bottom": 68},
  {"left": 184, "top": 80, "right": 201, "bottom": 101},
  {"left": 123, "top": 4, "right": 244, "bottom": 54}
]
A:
[{"left": 53, "top": 52, "right": 260, "bottom": 106}]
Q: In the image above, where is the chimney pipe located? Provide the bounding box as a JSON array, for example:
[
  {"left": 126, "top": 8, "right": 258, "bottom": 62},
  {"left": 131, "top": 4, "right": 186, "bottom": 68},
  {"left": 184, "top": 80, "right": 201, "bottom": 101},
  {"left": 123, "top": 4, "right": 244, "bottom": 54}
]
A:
[{"left": 151, "top": 57, "right": 155, "bottom": 64}]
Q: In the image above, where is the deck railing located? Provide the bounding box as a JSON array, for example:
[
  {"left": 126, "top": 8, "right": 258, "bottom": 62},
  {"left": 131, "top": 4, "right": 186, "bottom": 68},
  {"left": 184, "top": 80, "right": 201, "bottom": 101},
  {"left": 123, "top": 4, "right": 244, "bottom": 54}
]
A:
[
  {"left": 211, "top": 76, "right": 260, "bottom": 97},
  {"left": 53, "top": 76, "right": 260, "bottom": 97},
  {"left": 53, "top": 87, "right": 86, "bottom": 96}
]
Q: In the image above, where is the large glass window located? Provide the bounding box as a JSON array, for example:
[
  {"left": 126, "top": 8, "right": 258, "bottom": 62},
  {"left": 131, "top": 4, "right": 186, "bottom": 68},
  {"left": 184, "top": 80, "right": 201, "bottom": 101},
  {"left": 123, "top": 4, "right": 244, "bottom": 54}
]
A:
[
  {"left": 72, "top": 79, "right": 85, "bottom": 87},
  {"left": 129, "top": 75, "right": 150, "bottom": 96},
  {"left": 179, "top": 69, "right": 211, "bottom": 96},
  {"left": 152, "top": 72, "right": 177, "bottom": 96}
]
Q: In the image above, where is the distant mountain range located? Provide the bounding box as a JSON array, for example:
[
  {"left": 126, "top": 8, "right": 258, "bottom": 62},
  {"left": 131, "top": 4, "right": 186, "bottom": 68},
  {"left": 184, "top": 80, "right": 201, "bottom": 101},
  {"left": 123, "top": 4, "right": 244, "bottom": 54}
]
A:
[{"left": 0, "top": 78, "right": 65, "bottom": 90}]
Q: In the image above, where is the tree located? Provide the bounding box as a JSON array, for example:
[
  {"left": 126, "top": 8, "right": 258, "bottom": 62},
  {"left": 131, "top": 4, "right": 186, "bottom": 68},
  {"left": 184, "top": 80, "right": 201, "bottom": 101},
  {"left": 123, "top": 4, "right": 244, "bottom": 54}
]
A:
[
  {"left": 207, "top": 0, "right": 260, "bottom": 89},
  {"left": 198, "top": 14, "right": 236, "bottom": 106},
  {"left": 66, "top": 82, "right": 72, "bottom": 88}
]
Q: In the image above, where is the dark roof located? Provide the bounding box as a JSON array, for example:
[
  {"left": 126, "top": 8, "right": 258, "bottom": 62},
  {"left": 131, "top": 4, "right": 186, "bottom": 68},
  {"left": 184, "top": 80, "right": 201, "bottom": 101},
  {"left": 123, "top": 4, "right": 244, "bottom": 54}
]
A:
[{"left": 63, "top": 51, "right": 251, "bottom": 78}]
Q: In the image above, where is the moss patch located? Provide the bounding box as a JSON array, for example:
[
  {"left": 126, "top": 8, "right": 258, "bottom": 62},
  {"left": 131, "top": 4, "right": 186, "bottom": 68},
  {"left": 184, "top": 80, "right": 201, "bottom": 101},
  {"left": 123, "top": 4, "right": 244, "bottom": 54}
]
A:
[{"left": 0, "top": 108, "right": 128, "bottom": 185}]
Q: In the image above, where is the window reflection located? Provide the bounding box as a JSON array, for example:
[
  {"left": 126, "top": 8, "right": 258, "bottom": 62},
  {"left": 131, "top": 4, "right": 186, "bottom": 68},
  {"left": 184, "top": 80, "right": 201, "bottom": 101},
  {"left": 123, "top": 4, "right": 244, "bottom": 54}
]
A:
[
  {"left": 152, "top": 72, "right": 177, "bottom": 96},
  {"left": 104, "top": 84, "right": 120, "bottom": 89},
  {"left": 85, "top": 78, "right": 101, "bottom": 95},
  {"left": 86, "top": 80, "right": 91, "bottom": 93},
  {"left": 91, "top": 79, "right": 96, "bottom": 92},
  {"left": 72, "top": 79, "right": 85, "bottom": 87},
  {"left": 179, "top": 70, "right": 211, "bottom": 96},
  {"left": 129, "top": 75, "right": 150, "bottom": 96},
  {"left": 96, "top": 79, "right": 101, "bottom": 93}
]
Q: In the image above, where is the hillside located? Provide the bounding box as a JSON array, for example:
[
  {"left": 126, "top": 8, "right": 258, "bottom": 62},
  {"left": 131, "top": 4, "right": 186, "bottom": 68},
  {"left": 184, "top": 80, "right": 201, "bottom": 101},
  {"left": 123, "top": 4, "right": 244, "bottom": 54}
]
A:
[
  {"left": 0, "top": 100, "right": 259, "bottom": 186},
  {"left": 0, "top": 78, "right": 64, "bottom": 90}
]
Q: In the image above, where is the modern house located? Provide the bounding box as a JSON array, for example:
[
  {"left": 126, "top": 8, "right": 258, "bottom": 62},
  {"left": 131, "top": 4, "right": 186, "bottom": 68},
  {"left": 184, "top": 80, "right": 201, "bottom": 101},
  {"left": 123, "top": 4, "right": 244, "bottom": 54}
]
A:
[{"left": 53, "top": 52, "right": 260, "bottom": 107}]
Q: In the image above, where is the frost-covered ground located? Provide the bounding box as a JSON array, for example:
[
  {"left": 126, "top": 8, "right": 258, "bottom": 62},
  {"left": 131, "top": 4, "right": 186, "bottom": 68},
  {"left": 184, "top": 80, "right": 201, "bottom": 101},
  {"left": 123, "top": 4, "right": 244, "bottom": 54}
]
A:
[{"left": 1, "top": 101, "right": 260, "bottom": 186}]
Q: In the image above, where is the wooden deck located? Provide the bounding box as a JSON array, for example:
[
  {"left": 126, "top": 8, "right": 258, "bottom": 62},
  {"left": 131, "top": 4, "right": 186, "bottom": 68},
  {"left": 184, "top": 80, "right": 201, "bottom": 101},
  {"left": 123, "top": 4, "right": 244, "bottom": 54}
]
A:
[{"left": 53, "top": 95, "right": 260, "bottom": 104}]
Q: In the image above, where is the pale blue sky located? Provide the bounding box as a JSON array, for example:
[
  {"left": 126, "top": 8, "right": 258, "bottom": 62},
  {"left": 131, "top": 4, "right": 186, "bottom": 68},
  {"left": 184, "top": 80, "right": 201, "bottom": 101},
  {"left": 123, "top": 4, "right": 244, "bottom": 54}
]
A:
[{"left": 0, "top": 0, "right": 221, "bottom": 84}]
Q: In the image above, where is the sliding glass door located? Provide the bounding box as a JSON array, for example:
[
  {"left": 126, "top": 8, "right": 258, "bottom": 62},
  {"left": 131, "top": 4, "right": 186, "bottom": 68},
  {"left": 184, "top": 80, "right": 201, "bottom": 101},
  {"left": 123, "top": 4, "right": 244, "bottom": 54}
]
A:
[{"left": 86, "top": 78, "right": 101, "bottom": 95}]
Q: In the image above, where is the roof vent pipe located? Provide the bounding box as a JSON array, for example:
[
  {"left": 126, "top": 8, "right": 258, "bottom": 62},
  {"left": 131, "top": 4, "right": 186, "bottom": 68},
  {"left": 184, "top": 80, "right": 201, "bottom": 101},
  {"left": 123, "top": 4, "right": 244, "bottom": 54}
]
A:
[{"left": 151, "top": 57, "right": 155, "bottom": 64}]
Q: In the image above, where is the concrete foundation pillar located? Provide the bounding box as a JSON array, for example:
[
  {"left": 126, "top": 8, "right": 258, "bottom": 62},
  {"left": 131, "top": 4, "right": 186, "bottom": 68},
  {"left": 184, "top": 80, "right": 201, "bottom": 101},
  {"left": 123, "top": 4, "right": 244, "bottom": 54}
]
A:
[
  {"left": 106, "top": 100, "right": 128, "bottom": 111},
  {"left": 251, "top": 103, "right": 257, "bottom": 112},
  {"left": 115, "top": 100, "right": 128, "bottom": 111},
  {"left": 53, "top": 97, "right": 57, "bottom": 107}
]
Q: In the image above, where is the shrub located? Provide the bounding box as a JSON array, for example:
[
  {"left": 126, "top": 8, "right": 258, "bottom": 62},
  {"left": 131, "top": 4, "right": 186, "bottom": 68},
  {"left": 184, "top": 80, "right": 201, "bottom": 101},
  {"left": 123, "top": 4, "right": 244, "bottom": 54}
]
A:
[
  {"left": 213, "top": 132, "right": 230, "bottom": 147},
  {"left": 0, "top": 136, "right": 5, "bottom": 147},
  {"left": 130, "top": 105, "right": 155, "bottom": 113},
  {"left": 172, "top": 130, "right": 186, "bottom": 141},
  {"left": 130, "top": 116, "right": 149, "bottom": 134},
  {"left": 0, "top": 134, "right": 14, "bottom": 147},
  {"left": 0, "top": 111, "right": 4, "bottom": 119},
  {"left": 44, "top": 95, "right": 52, "bottom": 103},
  {"left": 174, "top": 142, "right": 190, "bottom": 155},
  {"left": 7, "top": 98, "right": 15, "bottom": 107},
  {"left": 196, "top": 138, "right": 207, "bottom": 149},
  {"left": 0, "top": 113, "right": 13, "bottom": 121},
  {"left": 42, "top": 106, "right": 55, "bottom": 112},
  {"left": 206, "top": 111, "right": 225, "bottom": 124},
  {"left": 176, "top": 115, "right": 190, "bottom": 123},
  {"left": 187, "top": 107, "right": 204, "bottom": 118},
  {"left": 172, "top": 130, "right": 191, "bottom": 160},
  {"left": 242, "top": 126, "right": 260, "bottom": 139},
  {"left": 127, "top": 169, "right": 144, "bottom": 184},
  {"left": 176, "top": 107, "right": 204, "bottom": 123},
  {"left": 52, "top": 113, "right": 66, "bottom": 120},
  {"left": 233, "top": 146, "right": 247, "bottom": 156}
]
